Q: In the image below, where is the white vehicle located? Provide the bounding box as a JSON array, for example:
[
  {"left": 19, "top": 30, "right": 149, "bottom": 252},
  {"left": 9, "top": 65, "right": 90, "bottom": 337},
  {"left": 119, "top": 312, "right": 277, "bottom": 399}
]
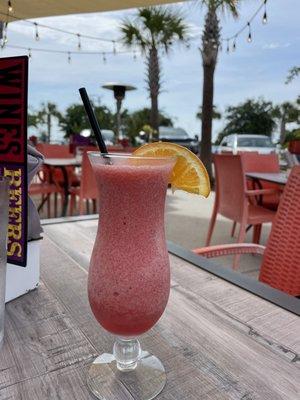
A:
[
  {"left": 101, "top": 129, "right": 115, "bottom": 146},
  {"left": 217, "top": 134, "right": 277, "bottom": 154}
]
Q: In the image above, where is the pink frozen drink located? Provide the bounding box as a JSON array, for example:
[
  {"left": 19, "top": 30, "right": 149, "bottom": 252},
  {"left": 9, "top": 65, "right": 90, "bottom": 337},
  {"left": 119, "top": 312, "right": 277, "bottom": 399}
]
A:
[{"left": 88, "top": 155, "right": 174, "bottom": 336}]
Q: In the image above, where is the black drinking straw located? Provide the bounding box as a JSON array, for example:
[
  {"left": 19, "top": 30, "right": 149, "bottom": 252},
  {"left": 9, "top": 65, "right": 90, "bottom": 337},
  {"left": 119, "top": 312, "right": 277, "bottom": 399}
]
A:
[{"left": 79, "top": 87, "right": 108, "bottom": 155}]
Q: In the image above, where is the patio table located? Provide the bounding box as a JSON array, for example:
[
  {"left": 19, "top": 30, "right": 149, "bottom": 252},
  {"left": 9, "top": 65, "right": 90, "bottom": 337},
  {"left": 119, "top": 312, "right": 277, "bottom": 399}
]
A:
[
  {"left": 1, "top": 217, "right": 299, "bottom": 399},
  {"left": 44, "top": 158, "right": 81, "bottom": 217},
  {"left": 246, "top": 172, "right": 288, "bottom": 186}
]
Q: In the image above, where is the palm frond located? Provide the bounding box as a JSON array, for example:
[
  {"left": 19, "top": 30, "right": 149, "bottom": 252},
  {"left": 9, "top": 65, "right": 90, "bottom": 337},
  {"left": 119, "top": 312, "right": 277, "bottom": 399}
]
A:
[
  {"left": 120, "top": 6, "right": 189, "bottom": 52},
  {"left": 200, "top": 0, "right": 239, "bottom": 18}
]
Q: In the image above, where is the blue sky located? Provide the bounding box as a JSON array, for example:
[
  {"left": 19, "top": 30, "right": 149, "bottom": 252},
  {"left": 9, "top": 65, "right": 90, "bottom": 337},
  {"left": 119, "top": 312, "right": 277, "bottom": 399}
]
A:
[{"left": 1, "top": 0, "right": 299, "bottom": 141}]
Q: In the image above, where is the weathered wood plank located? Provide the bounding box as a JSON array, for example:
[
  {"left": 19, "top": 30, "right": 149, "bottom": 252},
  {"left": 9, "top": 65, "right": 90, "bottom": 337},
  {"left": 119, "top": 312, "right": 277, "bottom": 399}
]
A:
[
  {"left": 45, "top": 220, "right": 300, "bottom": 354},
  {"left": 3, "top": 220, "right": 299, "bottom": 399},
  {"left": 38, "top": 232, "right": 300, "bottom": 399}
]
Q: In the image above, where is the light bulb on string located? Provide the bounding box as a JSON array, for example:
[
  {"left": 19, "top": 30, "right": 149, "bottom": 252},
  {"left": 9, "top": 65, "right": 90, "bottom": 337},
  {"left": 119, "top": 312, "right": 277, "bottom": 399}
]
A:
[
  {"left": 77, "top": 33, "right": 81, "bottom": 50},
  {"left": 247, "top": 22, "right": 252, "bottom": 43},
  {"left": 68, "top": 52, "right": 71, "bottom": 64},
  {"left": 232, "top": 38, "right": 237, "bottom": 51},
  {"left": 262, "top": 0, "right": 268, "bottom": 24},
  {"left": 226, "top": 40, "right": 230, "bottom": 54},
  {"left": 113, "top": 40, "right": 116, "bottom": 55},
  {"left": 262, "top": 11, "right": 267, "bottom": 24},
  {"left": 28, "top": 48, "right": 32, "bottom": 58},
  {"left": 8, "top": 0, "right": 13, "bottom": 14},
  {"left": 34, "top": 23, "right": 40, "bottom": 41},
  {"left": 102, "top": 52, "right": 107, "bottom": 64},
  {"left": 133, "top": 50, "right": 137, "bottom": 61}
]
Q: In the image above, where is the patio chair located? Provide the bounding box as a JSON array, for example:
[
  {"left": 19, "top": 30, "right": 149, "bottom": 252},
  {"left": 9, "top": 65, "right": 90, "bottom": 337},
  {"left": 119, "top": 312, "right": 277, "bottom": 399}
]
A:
[
  {"left": 242, "top": 152, "right": 281, "bottom": 210},
  {"left": 36, "top": 143, "right": 80, "bottom": 191},
  {"left": 29, "top": 165, "right": 64, "bottom": 218},
  {"left": 69, "top": 148, "right": 98, "bottom": 215},
  {"left": 229, "top": 152, "right": 282, "bottom": 239},
  {"left": 36, "top": 143, "right": 73, "bottom": 158},
  {"left": 206, "top": 154, "right": 277, "bottom": 267},
  {"left": 194, "top": 166, "right": 300, "bottom": 295}
]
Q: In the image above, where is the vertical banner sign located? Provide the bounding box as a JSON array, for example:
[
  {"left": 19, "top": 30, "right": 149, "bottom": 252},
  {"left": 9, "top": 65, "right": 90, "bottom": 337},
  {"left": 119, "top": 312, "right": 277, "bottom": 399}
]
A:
[{"left": 0, "top": 56, "right": 28, "bottom": 267}]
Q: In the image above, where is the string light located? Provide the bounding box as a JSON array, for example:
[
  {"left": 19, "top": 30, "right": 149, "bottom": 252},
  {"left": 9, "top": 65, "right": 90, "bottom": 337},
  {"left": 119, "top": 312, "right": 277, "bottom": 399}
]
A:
[
  {"left": 68, "top": 52, "right": 71, "bottom": 63},
  {"left": 247, "top": 22, "right": 252, "bottom": 43},
  {"left": 8, "top": 0, "right": 13, "bottom": 14},
  {"left": 0, "top": 0, "right": 269, "bottom": 60},
  {"left": 34, "top": 22, "right": 39, "bottom": 41},
  {"left": 222, "top": 0, "right": 268, "bottom": 53},
  {"left": 0, "top": 10, "right": 118, "bottom": 44},
  {"left": 133, "top": 50, "right": 137, "bottom": 61},
  {"left": 262, "top": 0, "right": 268, "bottom": 24},
  {"left": 77, "top": 33, "right": 81, "bottom": 50},
  {"left": 232, "top": 37, "right": 237, "bottom": 51},
  {"left": 4, "top": 43, "right": 132, "bottom": 57},
  {"left": 28, "top": 48, "right": 32, "bottom": 58}
]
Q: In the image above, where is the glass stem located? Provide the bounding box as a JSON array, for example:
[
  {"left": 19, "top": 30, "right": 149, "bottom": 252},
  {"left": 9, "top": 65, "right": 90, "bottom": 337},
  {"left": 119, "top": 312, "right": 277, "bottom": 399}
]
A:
[{"left": 113, "top": 337, "right": 141, "bottom": 371}]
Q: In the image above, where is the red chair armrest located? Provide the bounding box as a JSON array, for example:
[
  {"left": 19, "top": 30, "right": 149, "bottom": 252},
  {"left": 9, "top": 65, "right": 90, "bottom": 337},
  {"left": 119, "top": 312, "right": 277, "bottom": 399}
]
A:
[
  {"left": 245, "top": 188, "right": 281, "bottom": 197},
  {"left": 193, "top": 243, "right": 265, "bottom": 258}
]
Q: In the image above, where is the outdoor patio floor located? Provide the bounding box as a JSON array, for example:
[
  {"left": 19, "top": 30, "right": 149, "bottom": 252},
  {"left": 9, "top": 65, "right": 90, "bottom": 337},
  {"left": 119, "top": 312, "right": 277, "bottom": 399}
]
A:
[{"left": 165, "top": 190, "right": 271, "bottom": 279}]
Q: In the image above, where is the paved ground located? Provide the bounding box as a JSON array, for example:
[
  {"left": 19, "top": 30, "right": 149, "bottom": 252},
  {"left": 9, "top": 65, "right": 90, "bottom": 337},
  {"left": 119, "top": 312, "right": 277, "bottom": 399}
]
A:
[
  {"left": 34, "top": 189, "right": 272, "bottom": 278},
  {"left": 165, "top": 189, "right": 271, "bottom": 278}
]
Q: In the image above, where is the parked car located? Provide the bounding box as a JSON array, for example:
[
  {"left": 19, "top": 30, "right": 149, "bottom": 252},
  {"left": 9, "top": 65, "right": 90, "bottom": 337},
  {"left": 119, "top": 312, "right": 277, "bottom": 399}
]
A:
[
  {"left": 101, "top": 129, "right": 115, "bottom": 146},
  {"left": 217, "top": 134, "right": 277, "bottom": 154},
  {"left": 159, "top": 126, "right": 199, "bottom": 154}
]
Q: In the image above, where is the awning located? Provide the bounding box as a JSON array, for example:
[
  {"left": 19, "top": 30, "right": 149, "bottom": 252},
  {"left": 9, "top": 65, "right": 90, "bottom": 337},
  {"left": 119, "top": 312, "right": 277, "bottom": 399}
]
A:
[{"left": 0, "top": 0, "right": 184, "bottom": 22}]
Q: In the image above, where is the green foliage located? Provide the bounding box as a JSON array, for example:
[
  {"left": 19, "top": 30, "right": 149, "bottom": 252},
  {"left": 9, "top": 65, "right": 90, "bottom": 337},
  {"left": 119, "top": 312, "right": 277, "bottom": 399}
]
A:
[
  {"left": 28, "top": 112, "right": 39, "bottom": 128},
  {"left": 285, "top": 129, "right": 300, "bottom": 144},
  {"left": 216, "top": 99, "right": 276, "bottom": 144},
  {"left": 59, "top": 104, "right": 115, "bottom": 138},
  {"left": 123, "top": 107, "right": 173, "bottom": 142},
  {"left": 285, "top": 66, "right": 300, "bottom": 84},
  {"left": 120, "top": 7, "right": 189, "bottom": 53},
  {"left": 197, "top": 105, "right": 221, "bottom": 120}
]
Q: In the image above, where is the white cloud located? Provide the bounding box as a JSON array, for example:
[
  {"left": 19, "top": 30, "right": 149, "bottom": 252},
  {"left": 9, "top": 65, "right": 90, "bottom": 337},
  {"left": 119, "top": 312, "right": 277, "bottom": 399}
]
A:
[{"left": 262, "top": 42, "right": 291, "bottom": 50}]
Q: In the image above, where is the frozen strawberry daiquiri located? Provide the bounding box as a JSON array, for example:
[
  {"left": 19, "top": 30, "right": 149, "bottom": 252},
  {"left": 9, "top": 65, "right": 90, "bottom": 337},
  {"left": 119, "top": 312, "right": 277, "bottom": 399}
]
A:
[{"left": 87, "top": 153, "right": 175, "bottom": 400}]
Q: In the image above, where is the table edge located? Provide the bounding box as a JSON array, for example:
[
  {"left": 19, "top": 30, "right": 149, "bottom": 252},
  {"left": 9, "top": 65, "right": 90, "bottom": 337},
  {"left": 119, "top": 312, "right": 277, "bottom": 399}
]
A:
[{"left": 167, "top": 241, "right": 300, "bottom": 316}]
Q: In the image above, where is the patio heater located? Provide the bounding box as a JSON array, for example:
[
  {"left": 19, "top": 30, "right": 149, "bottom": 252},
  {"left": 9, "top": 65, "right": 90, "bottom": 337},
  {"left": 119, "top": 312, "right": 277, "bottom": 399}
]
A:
[{"left": 102, "top": 82, "right": 136, "bottom": 140}]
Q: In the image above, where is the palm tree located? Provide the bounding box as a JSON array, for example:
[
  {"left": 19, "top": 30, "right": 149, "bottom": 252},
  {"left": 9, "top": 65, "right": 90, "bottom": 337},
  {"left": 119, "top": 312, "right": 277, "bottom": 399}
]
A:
[
  {"left": 120, "top": 7, "right": 188, "bottom": 134},
  {"left": 37, "top": 102, "right": 62, "bottom": 143},
  {"left": 200, "top": 0, "right": 239, "bottom": 180}
]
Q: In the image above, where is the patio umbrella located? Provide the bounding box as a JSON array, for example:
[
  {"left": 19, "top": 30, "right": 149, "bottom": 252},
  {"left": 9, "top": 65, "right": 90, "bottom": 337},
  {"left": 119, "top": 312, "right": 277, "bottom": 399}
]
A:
[{"left": 0, "top": 0, "right": 184, "bottom": 21}]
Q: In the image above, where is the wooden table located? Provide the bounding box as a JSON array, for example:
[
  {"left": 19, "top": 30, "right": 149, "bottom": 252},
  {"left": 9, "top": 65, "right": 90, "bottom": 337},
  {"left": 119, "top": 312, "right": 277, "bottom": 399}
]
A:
[
  {"left": 246, "top": 172, "right": 288, "bottom": 186},
  {"left": 44, "top": 158, "right": 81, "bottom": 217},
  {"left": 2, "top": 218, "right": 300, "bottom": 399}
]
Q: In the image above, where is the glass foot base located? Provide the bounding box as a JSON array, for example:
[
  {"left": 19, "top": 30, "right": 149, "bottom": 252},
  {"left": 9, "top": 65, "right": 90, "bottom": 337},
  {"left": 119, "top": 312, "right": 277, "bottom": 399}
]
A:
[{"left": 87, "top": 351, "right": 166, "bottom": 400}]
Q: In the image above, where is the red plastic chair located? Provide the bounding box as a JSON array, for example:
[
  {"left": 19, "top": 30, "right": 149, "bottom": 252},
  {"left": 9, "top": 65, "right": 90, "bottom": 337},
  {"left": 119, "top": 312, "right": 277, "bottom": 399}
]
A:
[
  {"left": 69, "top": 148, "right": 98, "bottom": 215},
  {"left": 36, "top": 143, "right": 73, "bottom": 158},
  {"left": 206, "top": 154, "right": 277, "bottom": 267},
  {"left": 36, "top": 143, "right": 80, "bottom": 191},
  {"left": 194, "top": 166, "right": 300, "bottom": 295},
  {"left": 242, "top": 153, "right": 281, "bottom": 211},
  {"left": 29, "top": 165, "right": 64, "bottom": 218}
]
